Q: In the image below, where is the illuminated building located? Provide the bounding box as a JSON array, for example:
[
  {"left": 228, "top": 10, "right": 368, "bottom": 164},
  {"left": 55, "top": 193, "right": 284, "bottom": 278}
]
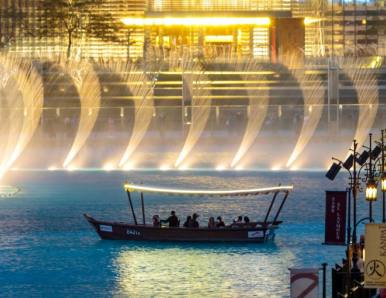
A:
[{"left": 0, "top": 0, "right": 384, "bottom": 59}]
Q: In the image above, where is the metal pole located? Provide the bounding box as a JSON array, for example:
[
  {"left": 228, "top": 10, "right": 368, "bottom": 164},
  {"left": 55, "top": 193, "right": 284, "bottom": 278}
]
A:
[
  {"left": 263, "top": 191, "right": 279, "bottom": 224},
  {"left": 352, "top": 139, "right": 358, "bottom": 244},
  {"left": 141, "top": 192, "right": 146, "bottom": 225},
  {"left": 382, "top": 129, "right": 385, "bottom": 223},
  {"left": 369, "top": 133, "right": 373, "bottom": 222},
  {"left": 272, "top": 191, "right": 289, "bottom": 223},
  {"left": 127, "top": 190, "right": 138, "bottom": 225},
  {"left": 322, "top": 263, "right": 327, "bottom": 298},
  {"left": 347, "top": 188, "right": 351, "bottom": 247}
]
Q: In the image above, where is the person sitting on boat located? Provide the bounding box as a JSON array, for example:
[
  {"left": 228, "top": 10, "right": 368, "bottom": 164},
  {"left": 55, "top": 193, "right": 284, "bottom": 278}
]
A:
[
  {"left": 230, "top": 216, "right": 244, "bottom": 228},
  {"left": 152, "top": 215, "right": 160, "bottom": 227},
  {"left": 161, "top": 211, "right": 180, "bottom": 227},
  {"left": 216, "top": 216, "right": 225, "bottom": 228},
  {"left": 208, "top": 217, "right": 216, "bottom": 229},
  {"left": 192, "top": 213, "right": 199, "bottom": 228},
  {"left": 244, "top": 216, "right": 250, "bottom": 226},
  {"left": 183, "top": 216, "right": 192, "bottom": 228}
]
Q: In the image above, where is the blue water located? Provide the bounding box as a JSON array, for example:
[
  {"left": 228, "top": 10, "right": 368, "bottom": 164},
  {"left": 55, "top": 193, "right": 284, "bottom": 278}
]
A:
[{"left": 0, "top": 171, "right": 376, "bottom": 297}]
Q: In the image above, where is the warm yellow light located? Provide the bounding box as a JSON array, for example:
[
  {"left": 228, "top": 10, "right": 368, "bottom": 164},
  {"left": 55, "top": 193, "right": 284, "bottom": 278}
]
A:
[
  {"left": 382, "top": 174, "right": 386, "bottom": 192},
  {"left": 366, "top": 180, "right": 378, "bottom": 201},
  {"left": 66, "top": 166, "right": 77, "bottom": 172},
  {"left": 124, "top": 183, "right": 294, "bottom": 196},
  {"left": 178, "top": 165, "right": 189, "bottom": 171},
  {"left": 215, "top": 165, "right": 226, "bottom": 171},
  {"left": 205, "top": 35, "right": 233, "bottom": 43},
  {"left": 159, "top": 164, "right": 170, "bottom": 171},
  {"left": 362, "top": 19, "right": 367, "bottom": 25},
  {"left": 121, "top": 17, "right": 270, "bottom": 27},
  {"left": 304, "top": 17, "right": 323, "bottom": 25},
  {"left": 103, "top": 163, "right": 115, "bottom": 172}
]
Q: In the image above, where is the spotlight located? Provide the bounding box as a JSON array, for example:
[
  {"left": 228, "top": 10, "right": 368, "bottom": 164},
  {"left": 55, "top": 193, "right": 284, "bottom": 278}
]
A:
[
  {"left": 326, "top": 162, "right": 341, "bottom": 181},
  {"left": 357, "top": 150, "right": 369, "bottom": 166},
  {"left": 342, "top": 154, "right": 354, "bottom": 170},
  {"left": 370, "top": 145, "right": 381, "bottom": 160}
]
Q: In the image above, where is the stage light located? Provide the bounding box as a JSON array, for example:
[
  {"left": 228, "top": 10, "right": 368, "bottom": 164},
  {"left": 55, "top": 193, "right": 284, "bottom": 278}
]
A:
[
  {"left": 326, "top": 162, "right": 341, "bottom": 181},
  {"left": 342, "top": 154, "right": 354, "bottom": 170},
  {"left": 357, "top": 150, "right": 369, "bottom": 166},
  {"left": 370, "top": 145, "right": 381, "bottom": 160}
]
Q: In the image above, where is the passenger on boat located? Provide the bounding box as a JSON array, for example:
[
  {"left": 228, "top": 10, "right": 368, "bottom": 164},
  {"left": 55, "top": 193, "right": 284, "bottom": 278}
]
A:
[
  {"left": 244, "top": 216, "right": 250, "bottom": 224},
  {"left": 162, "top": 211, "right": 180, "bottom": 227},
  {"left": 192, "top": 213, "right": 199, "bottom": 228},
  {"left": 152, "top": 215, "right": 160, "bottom": 227},
  {"left": 183, "top": 216, "right": 192, "bottom": 228},
  {"left": 216, "top": 216, "right": 225, "bottom": 228},
  {"left": 236, "top": 216, "right": 243, "bottom": 223},
  {"left": 208, "top": 217, "right": 216, "bottom": 229}
]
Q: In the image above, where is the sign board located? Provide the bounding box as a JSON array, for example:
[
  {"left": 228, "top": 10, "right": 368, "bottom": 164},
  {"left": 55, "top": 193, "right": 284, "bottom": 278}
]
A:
[
  {"left": 325, "top": 191, "right": 347, "bottom": 245},
  {"left": 290, "top": 268, "right": 319, "bottom": 298},
  {"left": 365, "top": 223, "right": 386, "bottom": 288}
]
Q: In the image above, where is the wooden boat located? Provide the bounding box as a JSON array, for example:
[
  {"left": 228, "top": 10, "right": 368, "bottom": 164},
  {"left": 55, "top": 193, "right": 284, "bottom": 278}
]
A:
[{"left": 85, "top": 183, "right": 293, "bottom": 243}]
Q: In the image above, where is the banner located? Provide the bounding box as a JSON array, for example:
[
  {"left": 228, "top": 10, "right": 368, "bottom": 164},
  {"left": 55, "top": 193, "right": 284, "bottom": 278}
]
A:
[
  {"left": 325, "top": 191, "right": 347, "bottom": 245},
  {"left": 290, "top": 268, "right": 319, "bottom": 298},
  {"left": 365, "top": 223, "right": 386, "bottom": 288}
]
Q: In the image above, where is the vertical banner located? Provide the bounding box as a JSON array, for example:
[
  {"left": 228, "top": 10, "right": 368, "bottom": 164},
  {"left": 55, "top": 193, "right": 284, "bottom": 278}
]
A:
[
  {"left": 325, "top": 191, "right": 347, "bottom": 245},
  {"left": 365, "top": 224, "right": 386, "bottom": 288},
  {"left": 290, "top": 268, "right": 319, "bottom": 298}
]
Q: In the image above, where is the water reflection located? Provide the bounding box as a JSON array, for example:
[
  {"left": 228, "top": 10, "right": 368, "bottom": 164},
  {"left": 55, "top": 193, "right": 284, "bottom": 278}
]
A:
[{"left": 113, "top": 243, "right": 295, "bottom": 297}]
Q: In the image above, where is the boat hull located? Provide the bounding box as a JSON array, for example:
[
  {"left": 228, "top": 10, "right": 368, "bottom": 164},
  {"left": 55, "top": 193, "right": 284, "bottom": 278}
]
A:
[{"left": 84, "top": 214, "right": 277, "bottom": 243}]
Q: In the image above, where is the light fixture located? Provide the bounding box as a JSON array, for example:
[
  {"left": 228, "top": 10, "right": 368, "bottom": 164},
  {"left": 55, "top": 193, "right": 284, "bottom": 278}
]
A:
[
  {"left": 121, "top": 17, "right": 271, "bottom": 27},
  {"left": 371, "top": 145, "right": 381, "bottom": 160},
  {"left": 343, "top": 154, "right": 354, "bottom": 170},
  {"left": 357, "top": 150, "right": 369, "bottom": 166},
  {"left": 382, "top": 173, "right": 386, "bottom": 193},
  {"left": 326, "top": 162, "right": 341, "bottom": 181},
  {"left": 366, "top": 179, "right": 378, "bottom": 201}
]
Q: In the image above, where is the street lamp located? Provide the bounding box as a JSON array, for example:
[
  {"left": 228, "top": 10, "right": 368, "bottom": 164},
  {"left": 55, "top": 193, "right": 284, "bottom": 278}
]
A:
[
  {"left": 382, "top": 173, "right": 386, "bottom": 193},
  {"left": 366, "top": 179, "right": 377, "bottom": 201},
  {"left": 326, "top": 139, "right": 362, "bottom": 244},
  {"left": 365, "top": 133, "right": 377, "bottom": 222},
  {"left": 381, "top": 130, "right": 386, "bottom": 222}
]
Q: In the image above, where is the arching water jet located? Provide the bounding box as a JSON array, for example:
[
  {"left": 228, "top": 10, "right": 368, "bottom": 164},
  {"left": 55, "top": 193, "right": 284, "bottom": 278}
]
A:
[
  {"left": 286, "top": 59, "right": 324, "bottom": 167},
  {"left": 337, "top": 57, "right": 379, "bottom": 151},
  {"left": 175, "top": 55, "right": 212, "bottom": 168},
  {"left": 231, "top": 58, "right": 269, "bottom": 168},
  {"left": 0, "top": 54, "right": 44, "bottom": 179},
  {"left": 98, "top": 59, "right": 155, "bottom": 168},
  {"left": 60, "top": 58, "right": 101, "bottom": 168}
]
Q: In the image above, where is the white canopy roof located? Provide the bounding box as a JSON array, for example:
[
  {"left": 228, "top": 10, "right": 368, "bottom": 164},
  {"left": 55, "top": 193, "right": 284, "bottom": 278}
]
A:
[{"left": 124, "top": 183, "right": 293, "bottom": 197}]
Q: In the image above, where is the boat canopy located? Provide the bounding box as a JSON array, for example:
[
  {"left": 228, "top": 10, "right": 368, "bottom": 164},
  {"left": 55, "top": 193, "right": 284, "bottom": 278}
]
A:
[{"left": 124, "top": 183, "right": 293, "bottom": 197}]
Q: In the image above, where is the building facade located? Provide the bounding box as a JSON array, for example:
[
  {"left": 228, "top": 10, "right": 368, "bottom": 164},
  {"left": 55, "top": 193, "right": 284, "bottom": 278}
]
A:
[{"left": 0, "top": 0, "right": 385, "bottom": 59}]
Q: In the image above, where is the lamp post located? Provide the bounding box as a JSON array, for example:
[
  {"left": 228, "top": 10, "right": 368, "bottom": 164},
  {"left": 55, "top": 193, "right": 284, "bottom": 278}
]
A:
[
  {"left": 365, "top": 133, "right": 377, "bottom": 222},
  {"left": 326, "top": 139, "right": 362, "bottom": 244},
  {"left": 381, "top": 130, "right": 386, "bottom": 223}
]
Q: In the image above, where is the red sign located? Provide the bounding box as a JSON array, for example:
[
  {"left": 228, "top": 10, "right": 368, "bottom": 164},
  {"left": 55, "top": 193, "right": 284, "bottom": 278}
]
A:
[
  {"left": 325, "top": 191, "right": 347, "bottom": 245},
  {"left": 290, "top": 268, "right": 319, "bottom": 298}
]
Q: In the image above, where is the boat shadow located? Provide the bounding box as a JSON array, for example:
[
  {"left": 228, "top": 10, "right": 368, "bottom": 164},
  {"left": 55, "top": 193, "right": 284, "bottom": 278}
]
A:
[{"left": 93, "top": 239, "right": 280, "bottom": 254}]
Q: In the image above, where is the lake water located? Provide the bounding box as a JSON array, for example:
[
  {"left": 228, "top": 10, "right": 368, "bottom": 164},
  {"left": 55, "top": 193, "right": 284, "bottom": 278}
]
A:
[{"left": 0, "top": 170, "right": 376, "bottom": 297}]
